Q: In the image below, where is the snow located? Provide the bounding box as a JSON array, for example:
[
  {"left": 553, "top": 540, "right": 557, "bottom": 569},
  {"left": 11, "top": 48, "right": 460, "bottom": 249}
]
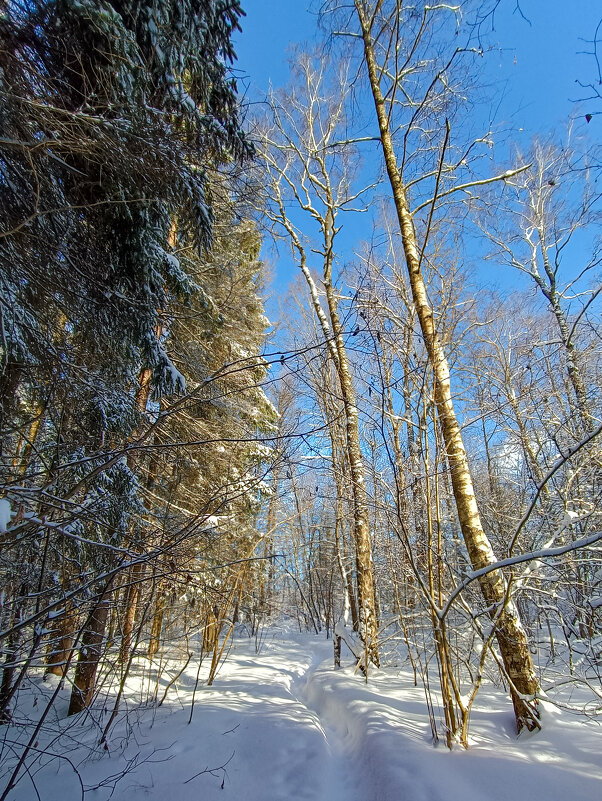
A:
[
  {"left": 165, "top": 362, "right": 186, "bottom": 394},
  {"left": 199, "top": 515, "right": 220, "bottom": 530},
  {"left": 0, "top": 498, "right": 11, "bottom": 533},
  {"left": 3, "top": 629, "right": 601, "bottom": 801}
]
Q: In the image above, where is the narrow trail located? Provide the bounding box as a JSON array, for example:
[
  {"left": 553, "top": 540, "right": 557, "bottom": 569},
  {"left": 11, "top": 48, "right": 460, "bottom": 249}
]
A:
[
  {"left": 288, "top": 638, "right": 366, "bottom": 801},
  {"left": 206, "top": 632, "right": 371, "bottom": 801}
]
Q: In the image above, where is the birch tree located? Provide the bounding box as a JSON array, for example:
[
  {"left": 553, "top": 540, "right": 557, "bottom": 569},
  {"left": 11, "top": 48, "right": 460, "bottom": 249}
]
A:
[
  {"left": 259, "top": 52, "right": 380, "bottom": 666},
  {"left": 481, "top": 138, "right": 601, "bottom": 437},
  {"left": 322, "top": 0, "right": 541, "bottom": 730}
]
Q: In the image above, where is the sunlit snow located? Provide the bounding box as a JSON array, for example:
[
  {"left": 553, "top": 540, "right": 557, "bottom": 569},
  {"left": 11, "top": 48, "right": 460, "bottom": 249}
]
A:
[
  {"left": 4, "top": 628, "right": 601, "bottom": 801},
  {"left": 0, "top": 498, "right": 11, "bottom": 533}
]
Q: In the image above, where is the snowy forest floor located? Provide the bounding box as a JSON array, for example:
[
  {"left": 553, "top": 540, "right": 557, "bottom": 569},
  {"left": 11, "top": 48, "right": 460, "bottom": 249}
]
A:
[{"left": 2, "top": 627, "right": 602, "bottom": 801}]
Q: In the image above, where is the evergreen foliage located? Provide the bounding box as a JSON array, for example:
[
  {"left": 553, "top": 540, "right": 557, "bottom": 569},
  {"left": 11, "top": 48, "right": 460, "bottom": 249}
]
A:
[
  {"left": 0, "top": 0, "right": 276, "bottom": 728},
  {"left": 1, "top": 0, "right": 250, "bottom": 407}
]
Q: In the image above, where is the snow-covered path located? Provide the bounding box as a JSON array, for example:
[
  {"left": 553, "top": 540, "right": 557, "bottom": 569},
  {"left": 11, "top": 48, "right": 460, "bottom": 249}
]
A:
[
  {"left": 6, "top": 630, "right": 602, "bottom": 801},
  {"left": 132, "top": 633, "right": 369, "bottom": 801}
]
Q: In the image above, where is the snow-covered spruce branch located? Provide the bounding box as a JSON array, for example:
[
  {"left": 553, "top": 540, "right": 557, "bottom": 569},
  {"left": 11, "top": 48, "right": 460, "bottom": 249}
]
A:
[
  {"left": 0, "top": 517, "right": 285, "bottom": 644},
  {"left": 6, "top": 515, "right": 136, "bottom": 556}
]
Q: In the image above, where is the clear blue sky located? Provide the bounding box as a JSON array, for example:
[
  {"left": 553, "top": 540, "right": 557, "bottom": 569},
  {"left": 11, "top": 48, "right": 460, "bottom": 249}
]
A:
[
  {"left": 233, "top": 1, "right": 601, "bottom": 307},
  {"left": 234, "top": 1, "right": 600, "bottom": 131},
  {"left": 234, "top": 2, "right": 318, "bottom": 94}
]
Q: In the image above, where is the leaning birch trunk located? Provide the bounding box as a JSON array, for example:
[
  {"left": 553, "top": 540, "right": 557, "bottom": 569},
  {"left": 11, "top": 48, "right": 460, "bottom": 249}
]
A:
[
  {"left": 262, "top": 74, "right": 380, "bottom": 665},
  {"left": 281, "top": 221, "right": 379, "bottom": 661},
  {"left": 327, "top": 412, "right": 360, "bottom": 632},
  {"left": 295, "top": 238, "right": 379, "bottom": 664},
  {"left": 545, "top": 286, "right": 593, "bottom": 436},
  {"left": 355, "top": 0, "right": 538, "bottom": 730}
]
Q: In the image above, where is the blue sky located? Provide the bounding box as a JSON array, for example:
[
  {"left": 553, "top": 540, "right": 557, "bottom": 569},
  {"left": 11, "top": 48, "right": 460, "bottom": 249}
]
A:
[
  {"left": 234, "top": 1, "right": 600, "bottom": 131},
  {"left": 232, "top": 1, "right": 601, "bottom": 309}
]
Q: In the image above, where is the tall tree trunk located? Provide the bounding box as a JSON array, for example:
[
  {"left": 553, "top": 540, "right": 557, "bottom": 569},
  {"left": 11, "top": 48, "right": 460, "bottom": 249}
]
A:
[
  {"left": 68, "top": 589, "right": 112, "bottom": 716},
  {"left": 295, "top": 249, "right": 379, "bottom": 660},
  {"left": 354, "top": 0, "right": 539, "bottom": 730},
  {"left": 119, "top": 562, "right": 145, "bottom": 665},
  {"left": 148, "top": 590, "right": 165, "bottom": 661},
  {"left": 322, "top": 278, "right": 379, "bottom": 666},
  {"left": 45, "top": 599, "right": 77, "bottom": 678}
]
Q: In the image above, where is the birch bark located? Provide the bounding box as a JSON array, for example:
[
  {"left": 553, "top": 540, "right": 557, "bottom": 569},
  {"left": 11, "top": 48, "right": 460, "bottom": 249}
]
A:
[{"left": 354, "top": 0, "right": 539, "bottom": 729}]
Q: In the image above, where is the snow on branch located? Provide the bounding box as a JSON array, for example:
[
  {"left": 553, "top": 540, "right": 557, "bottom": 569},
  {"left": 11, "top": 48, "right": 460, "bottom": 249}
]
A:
[{"left": 440, "top": 530, "right": 602, "bottom": 620}]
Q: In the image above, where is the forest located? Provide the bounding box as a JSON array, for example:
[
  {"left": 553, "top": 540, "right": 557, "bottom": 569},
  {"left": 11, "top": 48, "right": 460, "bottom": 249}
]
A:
[{"left": 0, "top": 1, "right": 601, "bottom": 799}]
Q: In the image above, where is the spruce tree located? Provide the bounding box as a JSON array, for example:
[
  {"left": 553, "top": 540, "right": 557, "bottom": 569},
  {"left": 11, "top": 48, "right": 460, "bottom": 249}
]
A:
[{"left": 0, "top": 0, "right": 269, "bottom": 722}]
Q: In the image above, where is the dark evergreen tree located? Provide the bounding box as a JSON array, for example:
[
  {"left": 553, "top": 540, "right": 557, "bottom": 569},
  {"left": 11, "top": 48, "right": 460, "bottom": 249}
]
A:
[
  {"left": 0, "top": 0, "right": 268, "bottom": 724},
  {"left": 1, "top": 0, "right": 249, "bottom": 417}
]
